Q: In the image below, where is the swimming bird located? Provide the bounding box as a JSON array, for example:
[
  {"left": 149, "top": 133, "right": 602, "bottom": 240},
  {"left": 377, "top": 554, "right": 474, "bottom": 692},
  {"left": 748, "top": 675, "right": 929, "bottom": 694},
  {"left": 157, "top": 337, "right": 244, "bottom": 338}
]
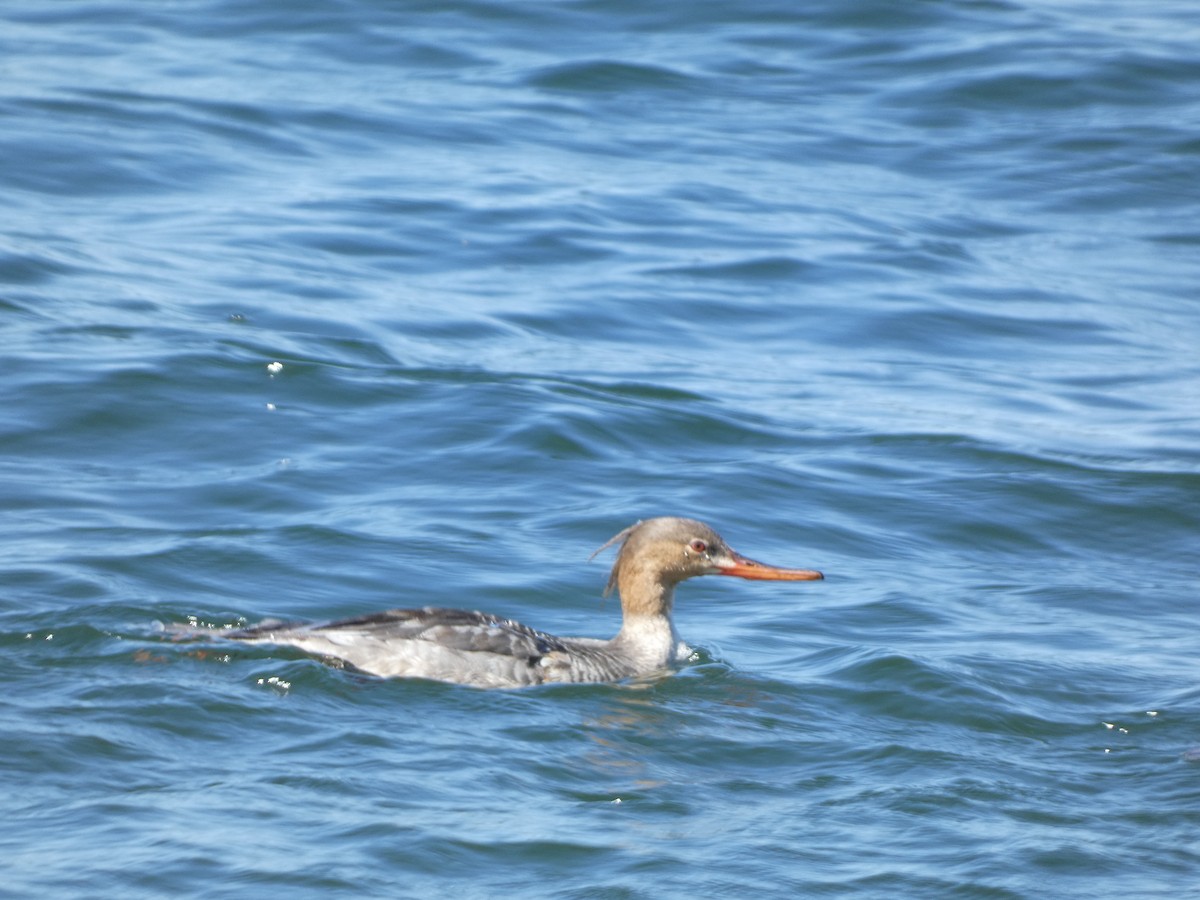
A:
[{"left": 222, "top": 517, "right": 823, "bottom": 688}]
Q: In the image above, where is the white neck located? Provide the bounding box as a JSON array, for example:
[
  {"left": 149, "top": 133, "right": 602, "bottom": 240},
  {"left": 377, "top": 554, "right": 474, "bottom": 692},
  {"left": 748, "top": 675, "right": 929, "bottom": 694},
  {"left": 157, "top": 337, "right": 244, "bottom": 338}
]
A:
[{"left": 611, "top": 608, "right": 681, "bottom": 671}]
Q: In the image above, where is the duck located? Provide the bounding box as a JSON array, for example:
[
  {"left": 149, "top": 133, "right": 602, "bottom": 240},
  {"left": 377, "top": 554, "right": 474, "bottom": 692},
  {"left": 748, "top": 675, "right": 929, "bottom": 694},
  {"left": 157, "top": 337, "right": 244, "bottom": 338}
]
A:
[{"left": 222, "top": 516, "right": 823, "bottom": 688}]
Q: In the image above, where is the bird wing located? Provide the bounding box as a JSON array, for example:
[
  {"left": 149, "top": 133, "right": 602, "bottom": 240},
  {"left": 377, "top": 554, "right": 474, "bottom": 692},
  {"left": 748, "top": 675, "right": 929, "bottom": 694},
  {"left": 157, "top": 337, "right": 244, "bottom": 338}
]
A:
[{"left": 229, "top": 606, "right": 568, "bottom": 662}]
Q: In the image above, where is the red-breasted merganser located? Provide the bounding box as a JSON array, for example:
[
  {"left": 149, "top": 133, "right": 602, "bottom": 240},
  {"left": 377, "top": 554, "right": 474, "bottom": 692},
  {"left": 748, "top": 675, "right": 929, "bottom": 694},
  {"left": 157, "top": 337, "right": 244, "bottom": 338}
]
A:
[{"left": 223, "top": 517, "right": 823, "bottom": 688}]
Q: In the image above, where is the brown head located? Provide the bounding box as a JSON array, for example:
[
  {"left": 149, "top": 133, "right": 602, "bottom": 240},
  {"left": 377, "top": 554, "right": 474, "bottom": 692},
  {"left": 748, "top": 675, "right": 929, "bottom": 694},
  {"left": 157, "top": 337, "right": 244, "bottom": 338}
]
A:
[{"left": 592, "top": 517, "right": 823, "bottom": 617}]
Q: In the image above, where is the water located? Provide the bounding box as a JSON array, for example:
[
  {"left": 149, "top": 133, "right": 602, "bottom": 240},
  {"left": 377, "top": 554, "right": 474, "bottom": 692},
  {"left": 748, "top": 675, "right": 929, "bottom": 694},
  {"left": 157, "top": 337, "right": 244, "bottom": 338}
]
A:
[{"left": 3, "top": 0, "right": 1199, "bottom": 896}]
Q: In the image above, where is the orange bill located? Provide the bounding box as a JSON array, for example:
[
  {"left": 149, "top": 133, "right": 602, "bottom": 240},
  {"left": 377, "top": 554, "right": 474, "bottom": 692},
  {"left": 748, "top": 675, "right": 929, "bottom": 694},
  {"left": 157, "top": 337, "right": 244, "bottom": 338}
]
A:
[{"left": 717, "top": 551, "right": 824, "bottom": 581}]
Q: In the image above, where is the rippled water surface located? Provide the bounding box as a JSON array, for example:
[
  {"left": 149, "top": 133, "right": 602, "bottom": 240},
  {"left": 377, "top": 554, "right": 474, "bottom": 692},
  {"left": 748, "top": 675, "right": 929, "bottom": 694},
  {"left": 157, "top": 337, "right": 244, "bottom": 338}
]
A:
[{"left": 3, "top": 0, "right": 1199, "bottom": 896}]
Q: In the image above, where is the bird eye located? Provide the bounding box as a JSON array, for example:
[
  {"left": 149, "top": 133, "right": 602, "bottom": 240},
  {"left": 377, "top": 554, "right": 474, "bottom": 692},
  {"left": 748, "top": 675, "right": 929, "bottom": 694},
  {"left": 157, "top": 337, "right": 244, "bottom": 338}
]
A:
[{"left": 688, "top": 539, "right": 708, "bottom": 554}]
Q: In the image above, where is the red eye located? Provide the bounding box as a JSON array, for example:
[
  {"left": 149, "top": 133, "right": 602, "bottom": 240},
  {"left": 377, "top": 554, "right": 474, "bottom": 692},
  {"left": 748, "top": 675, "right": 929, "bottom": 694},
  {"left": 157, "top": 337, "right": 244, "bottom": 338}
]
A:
[{"left": 689, "top": 539, "right": 708, "bottom": 554}]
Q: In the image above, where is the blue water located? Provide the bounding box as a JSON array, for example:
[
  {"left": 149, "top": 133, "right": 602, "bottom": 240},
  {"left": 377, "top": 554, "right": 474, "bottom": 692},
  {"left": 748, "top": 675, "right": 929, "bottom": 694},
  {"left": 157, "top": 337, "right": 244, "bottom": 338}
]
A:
[{"left": 3, "top": 0, "right": 1199, "bottom": 896}]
